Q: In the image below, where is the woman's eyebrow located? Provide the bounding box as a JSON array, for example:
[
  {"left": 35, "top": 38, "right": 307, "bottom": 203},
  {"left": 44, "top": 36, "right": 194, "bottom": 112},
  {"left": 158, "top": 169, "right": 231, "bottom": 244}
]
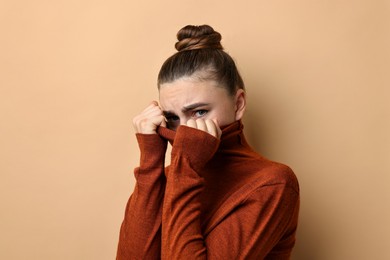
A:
[{"left": 182, "top": 102, "right": 210, "bottom": 113}]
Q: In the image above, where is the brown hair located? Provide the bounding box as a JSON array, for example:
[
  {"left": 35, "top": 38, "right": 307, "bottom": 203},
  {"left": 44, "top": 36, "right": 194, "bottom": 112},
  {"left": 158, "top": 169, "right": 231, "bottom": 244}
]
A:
[{"left": 157, "top": 25, "right": 245, "bottom": 96}]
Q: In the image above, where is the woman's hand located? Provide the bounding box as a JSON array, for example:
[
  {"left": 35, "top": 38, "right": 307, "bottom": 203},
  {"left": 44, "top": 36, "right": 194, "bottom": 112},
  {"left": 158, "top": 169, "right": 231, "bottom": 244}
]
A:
[
  {"left": 133, "top": 101, "right": 166, "bottom": 134},
  {"left": 186, "top": 119, "right": 222, "bottom": 139}
]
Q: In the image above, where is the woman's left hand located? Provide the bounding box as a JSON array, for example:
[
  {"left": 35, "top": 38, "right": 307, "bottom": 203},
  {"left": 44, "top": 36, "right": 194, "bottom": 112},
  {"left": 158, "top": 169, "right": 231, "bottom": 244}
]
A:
[{"left": 186, "top": 119, "right": 222, "bottom": 139}]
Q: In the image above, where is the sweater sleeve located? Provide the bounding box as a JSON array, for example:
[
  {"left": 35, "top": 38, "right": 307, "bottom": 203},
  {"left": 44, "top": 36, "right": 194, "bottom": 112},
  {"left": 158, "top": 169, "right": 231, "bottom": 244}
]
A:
[
  {"left": 161, "top": 126, "right": 219, "bottom": 259},
  {"left": 116, "top": 133, "right": 167, "bottom": 260},
  {"left": 161, "top": 126, "right": 300, "bottom": 259}
]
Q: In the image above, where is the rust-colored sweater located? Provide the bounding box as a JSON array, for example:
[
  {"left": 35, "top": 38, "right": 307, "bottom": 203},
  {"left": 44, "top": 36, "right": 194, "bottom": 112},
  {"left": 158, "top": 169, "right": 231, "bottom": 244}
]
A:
[{"left": 117, "top": 121, "right": 299, "bottom": 259}]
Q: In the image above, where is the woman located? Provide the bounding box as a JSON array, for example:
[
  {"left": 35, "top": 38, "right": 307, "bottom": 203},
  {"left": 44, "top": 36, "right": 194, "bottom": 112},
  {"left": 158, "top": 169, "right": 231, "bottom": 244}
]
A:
[{"left": 117, "top": 25, "right": 299, "bottom": 259}]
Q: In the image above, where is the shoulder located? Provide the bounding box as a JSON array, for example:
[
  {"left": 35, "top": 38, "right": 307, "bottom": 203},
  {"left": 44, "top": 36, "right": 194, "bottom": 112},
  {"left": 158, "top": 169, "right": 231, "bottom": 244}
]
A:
[
  {"left": 263, "top": 162, "right": 298, "bottom": 190},
  {"left": 246, "top": 157, "right": 300, "bottom": 196},
  {"left": 236, "top": 136, "right": 299, "bottom": 193}
]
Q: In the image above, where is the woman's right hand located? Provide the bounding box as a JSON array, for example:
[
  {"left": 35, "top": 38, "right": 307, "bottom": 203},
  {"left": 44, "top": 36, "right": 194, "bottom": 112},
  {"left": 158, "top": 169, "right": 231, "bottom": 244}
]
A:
[{"left": 133, "top": 101, "right": 166, "bottom": 134}]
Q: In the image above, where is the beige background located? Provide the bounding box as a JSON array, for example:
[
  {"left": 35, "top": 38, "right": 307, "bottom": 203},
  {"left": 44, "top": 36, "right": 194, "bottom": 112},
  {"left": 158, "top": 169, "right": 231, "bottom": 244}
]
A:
[{"left": 1, "top": 0, "right": 389, "bottom": 259}]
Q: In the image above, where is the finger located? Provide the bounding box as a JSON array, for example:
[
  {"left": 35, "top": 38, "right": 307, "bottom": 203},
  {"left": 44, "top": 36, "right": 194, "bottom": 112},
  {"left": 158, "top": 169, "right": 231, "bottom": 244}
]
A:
[
  {"left": 212, "top": 118, "right": 222, "bottom": 139},
  {"left": 133, "top": 115, "right": 165, "bottom": 134},
  {"left": 160, "top": 117, "right": 167, "bottom": 128},
  {"left": 145, "top": 101, "right": 158, "bottom": 110},
  {"left": 141, "top": 101, "right": 160, "bottom": 114},
  {"left": 132, "top": 101, "right": 164, "bottom": 134},
  {"left": 150, "top": 115, "right": 165, "bottom": 127},
  {"left": 196, "top": 119, "right": 207, "bottom": 132},
  {"left": 143, "top": 107, "right": 163, "bottom": 118},
  {"left": 186, "top": 119, "right": 197, "bottom": 128},
  {"left": 133, "top": 108, "right": 162, "bottom": 126},
  {"left": 205, "top": 119, "right": 217, "bottom": 137},
  {"left": 141, "top": 105, "right": 164, "bottom": 119}
]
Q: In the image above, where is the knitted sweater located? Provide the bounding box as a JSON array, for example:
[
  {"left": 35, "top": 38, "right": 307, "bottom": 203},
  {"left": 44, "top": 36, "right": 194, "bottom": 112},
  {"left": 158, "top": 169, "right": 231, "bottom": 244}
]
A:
[{"left": 116, "top": 120, "right": 300, "bottom": 259}]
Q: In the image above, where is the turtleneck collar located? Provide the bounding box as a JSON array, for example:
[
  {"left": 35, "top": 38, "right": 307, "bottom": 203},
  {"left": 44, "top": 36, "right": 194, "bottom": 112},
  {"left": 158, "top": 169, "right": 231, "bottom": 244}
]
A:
[{"left": 157, "top": 120, "right": 246, "bottom": 148}]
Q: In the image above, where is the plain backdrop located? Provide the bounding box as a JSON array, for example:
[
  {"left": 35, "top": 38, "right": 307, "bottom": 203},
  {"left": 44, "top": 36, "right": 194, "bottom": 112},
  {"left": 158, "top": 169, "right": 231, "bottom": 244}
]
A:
[{"left": 1, "top": 1, "right": 389, "bottom": 259}]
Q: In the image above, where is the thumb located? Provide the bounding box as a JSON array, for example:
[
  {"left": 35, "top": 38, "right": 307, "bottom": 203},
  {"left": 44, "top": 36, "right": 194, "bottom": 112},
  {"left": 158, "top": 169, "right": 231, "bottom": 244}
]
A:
[{"left": 160, "top": 117, "right": 167, "bottom": 128}]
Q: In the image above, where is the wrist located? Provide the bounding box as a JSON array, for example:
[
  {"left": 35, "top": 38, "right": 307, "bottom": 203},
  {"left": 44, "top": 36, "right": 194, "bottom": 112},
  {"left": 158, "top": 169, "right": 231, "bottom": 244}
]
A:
[{"left": 136, "top": 134, "right": 168, "bottom": 167}]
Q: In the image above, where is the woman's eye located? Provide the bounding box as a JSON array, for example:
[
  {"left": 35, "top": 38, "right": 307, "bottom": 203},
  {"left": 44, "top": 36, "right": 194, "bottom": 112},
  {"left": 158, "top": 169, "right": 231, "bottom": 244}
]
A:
[
  {"left": 165, "top": 115, "right": 180, "bottom": 130},
  {"left": 193, "top": 110, "right": 208, "bottom": 117},
  {"left": 166, "top": 115, "right": 179, "bottom": 122}
]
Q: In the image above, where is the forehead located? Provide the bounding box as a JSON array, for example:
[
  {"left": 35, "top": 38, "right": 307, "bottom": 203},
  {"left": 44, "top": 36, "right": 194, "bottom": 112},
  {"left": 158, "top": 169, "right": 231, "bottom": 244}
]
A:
[{"left": 159, "top": 78, "right": 229, "bottom": 108}]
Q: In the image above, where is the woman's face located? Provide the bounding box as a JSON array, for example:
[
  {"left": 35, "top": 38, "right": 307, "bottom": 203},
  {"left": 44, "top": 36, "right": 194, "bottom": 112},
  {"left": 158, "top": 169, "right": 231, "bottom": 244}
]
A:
[{"left": 159, "top": 77, "right": 245, "bottom": 130}]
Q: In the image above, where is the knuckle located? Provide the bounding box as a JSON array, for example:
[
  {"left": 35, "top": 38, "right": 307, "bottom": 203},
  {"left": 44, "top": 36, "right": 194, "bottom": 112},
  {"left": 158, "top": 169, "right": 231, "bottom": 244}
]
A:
[
  {"left": 132, "top": 117, "right": 140, "bottom": 126},
  {"left": 139, "top": 118, "right": 148, "bottom": 126}
]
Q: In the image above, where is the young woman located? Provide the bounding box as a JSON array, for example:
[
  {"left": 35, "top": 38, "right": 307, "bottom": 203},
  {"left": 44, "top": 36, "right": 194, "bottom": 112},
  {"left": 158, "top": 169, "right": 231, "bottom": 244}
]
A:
[{"left": 116, "top": 25, "right": 300, "bottom": 259}]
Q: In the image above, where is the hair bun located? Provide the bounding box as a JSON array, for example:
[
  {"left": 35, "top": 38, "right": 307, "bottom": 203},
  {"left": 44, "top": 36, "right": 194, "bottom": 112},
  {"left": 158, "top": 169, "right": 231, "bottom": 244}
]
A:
[{"left": 175, "top": 25, "right": 223, "bottom": 52}]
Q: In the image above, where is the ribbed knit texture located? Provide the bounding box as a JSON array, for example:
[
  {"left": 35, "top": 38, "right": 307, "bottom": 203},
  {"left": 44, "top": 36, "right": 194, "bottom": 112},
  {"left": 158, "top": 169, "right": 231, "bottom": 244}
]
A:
[{"left": 117, "top": 121, "right": 300, "bottom": 259}]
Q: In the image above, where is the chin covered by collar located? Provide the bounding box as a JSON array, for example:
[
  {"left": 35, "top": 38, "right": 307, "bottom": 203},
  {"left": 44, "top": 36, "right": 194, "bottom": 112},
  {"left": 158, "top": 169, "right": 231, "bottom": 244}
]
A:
[{"left": 157, "top": 120, "right": 244, "bottom": 145}]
